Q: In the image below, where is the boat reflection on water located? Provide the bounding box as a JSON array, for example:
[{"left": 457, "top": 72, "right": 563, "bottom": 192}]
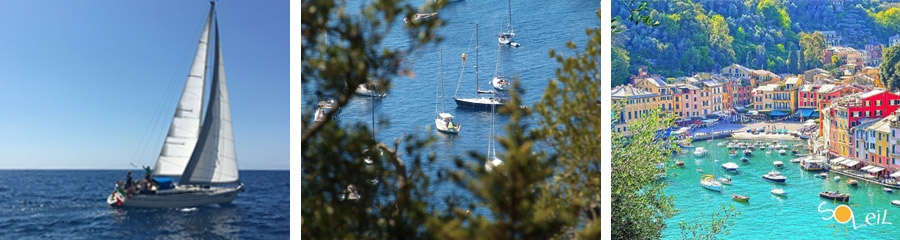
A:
[{"left": 109, "top": 204, "right": 242, "bottom": 238}]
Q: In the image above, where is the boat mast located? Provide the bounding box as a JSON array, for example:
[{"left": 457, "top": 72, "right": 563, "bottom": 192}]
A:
[
  {"left": 436, "top": 48, "right": 441, "bottom": 117},
  {"left": 440, "top": 48, "right": 444, "bottom": 112},
  {"left": 507, "top": 0, "right": 512, "bottom": 32},
  {"left": 475, "top": 22, "right": 479, "bottom": 93}
]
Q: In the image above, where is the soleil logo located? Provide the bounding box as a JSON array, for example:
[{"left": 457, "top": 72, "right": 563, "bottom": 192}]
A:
[{"left": 818, "top": 202, "right": 892, "bottom": 234}]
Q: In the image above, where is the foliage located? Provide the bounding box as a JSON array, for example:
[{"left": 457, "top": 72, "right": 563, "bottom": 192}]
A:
[
  {"left": 678, "top": 205, "right": 742, "bottom": 240},
  {"left": 880, "top": 46, "right": 900, "bottom": 91},
  {"left": 534, "top": 10, "right": 605, "bottom": 237},
  {"left": 613, "top": 0, "right": 896, "bottom": 78},
  {"left": 300, "top": 0, "right": 446, "bottom": 238},
  {"left": 611, "top": 107, "right": 679, "bottom": 239},
  {"left": 613, "top": 41, "right": 632, "bottom": 86},
  {"left": 798, "top": 31, "right": 827, "bottom": 69},
  {"left": 871, "top": 7, "right": 900, "bottom": 34},
  {"left": 440, "top": 82, "right": 573, "bottom": 239}
]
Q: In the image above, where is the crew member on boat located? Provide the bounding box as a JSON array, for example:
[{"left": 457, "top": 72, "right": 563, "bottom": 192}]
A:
[{"left": 125, "top": 171, "right": 133, "bottom": 190}]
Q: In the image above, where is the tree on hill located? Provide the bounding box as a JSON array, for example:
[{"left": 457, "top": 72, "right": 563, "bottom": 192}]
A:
[
  {"left": 880, "top": 46, "right": 900, "bottom": 91},
  {"left": 799, "top": 31, "right": 827, "bottom": 69}
]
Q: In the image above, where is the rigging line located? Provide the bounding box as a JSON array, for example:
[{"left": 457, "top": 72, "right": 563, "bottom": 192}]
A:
[
  {"left": 454, "top": 25, "right": 477, "bottom": 97},
  {"left": 129, "top": 11, "right": 208, "bottom": 168}
]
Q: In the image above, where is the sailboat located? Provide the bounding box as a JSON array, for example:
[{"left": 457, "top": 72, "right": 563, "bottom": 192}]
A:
[
  {"left": 490, "top": 43, "right": 510, "bottom": 91},
  {"left": 454, "top": 23, "right": 508, "bottom": 110},
  {"left": 497, "top": 0, "right": 518, "bottom": 47},
  {"left": 435, "top": 48, "right": 460, "bottom": 134},
  {"left": 485, "top": 100, "right": 503, "bottom": 171},
  {"left": 108, "top": 2, "right": 243, "bottom": 208}
]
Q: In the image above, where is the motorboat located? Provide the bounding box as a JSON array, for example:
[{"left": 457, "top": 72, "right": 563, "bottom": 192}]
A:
[
  {"left": 819, "top": 191, "right": 850, "bottom": 202},
  {"left": 847, "top": 179, "right": 858, "bottom": 186},
  {"left": 765, "top": 151, "right": 771, "bottom": 155},
  {"left": 694, "top": 147, "right": 708, "bottom": 157},
  {"left": 717, "top": 142, "right": 725, "bottom": 147},
  {"left": 762, "top": 170, "right": 787, "bottom": 183},
  {"left": 778, "top": 149, "right": 787, "bottom": 155},
  {"left": 771, "top": 189, "right": 787, "bottom": 196},
  {"left": 675, "top": 161, "right": 685, "bottom": 167},
  {"left": 791, "top": 148, "right": 799, "bottom": 154},
  {"left": 815, "top": 173, "right": 828, "bottom": 179},
  {"left": 697, "top": 169, "right": 704, "bottom": 173},
  {"left": 731, "top": 194, "right": 749, "bottom": 202},
  {"left": 884, "top": 187, "right": 894, "bottom": 193},
  {"left": 740, "top": 157, "right": 749, "bottom": 163},
  {"left": 773, "top": 161, "right": 784, "bottom": 167},
  {"left": 892, "top": 200, "right": 900, "bottom": 206},
  {"left": 700, "top": 175, "right": 723, "bottom": 192},
  {"left": 834, "top": 176, "right": 841, "bottom": 181},
  {"left": 729, "top": 150, "right": 738, "bottom": 157},
  {"left": 743, "top": 149, "right": 752, "bottom": 156},
  {"left": 790, "top": 157, "right": 802, "bottom": 163},
  {"left": 722, "top": 162, "right": 739, "bottom": 171}
]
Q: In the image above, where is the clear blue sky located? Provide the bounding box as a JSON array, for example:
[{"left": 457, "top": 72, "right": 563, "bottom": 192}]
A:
[{"left": 0, "top": 1, "right": 289, "bottom": 170}]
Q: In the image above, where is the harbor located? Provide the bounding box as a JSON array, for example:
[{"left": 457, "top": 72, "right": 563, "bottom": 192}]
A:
[{"left": 662, "top": 136, "right": 900, "bottom": 238}]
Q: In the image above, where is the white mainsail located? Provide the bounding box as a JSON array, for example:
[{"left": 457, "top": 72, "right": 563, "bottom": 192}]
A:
[
  {"left": 152, "top": 8, "right": 213, "bottom": 177},
  {"left": 179, "top": 19, "right": 239, "bottom": 185}
]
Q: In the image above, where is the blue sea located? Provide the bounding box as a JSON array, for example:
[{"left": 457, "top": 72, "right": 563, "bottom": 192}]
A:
[
  {"left": 302, "top": 0, "right": 600, "bottom": 215},
  {"left": 663, "top": 139, "right": 900, "bottom": 239},
  {"left": 0, "top": 170, "right": 288, "bottom": 239}
]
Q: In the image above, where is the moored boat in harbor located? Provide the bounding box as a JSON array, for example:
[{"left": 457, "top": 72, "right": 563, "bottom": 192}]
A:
[{"left": 820, "top": 191, "right": 850, "bottom": 202}]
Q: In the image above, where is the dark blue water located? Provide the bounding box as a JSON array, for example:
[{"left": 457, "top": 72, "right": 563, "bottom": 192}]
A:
[
  {"left": 303, "top": 0, "right": 600, "bottom": 215},
  {"left": 0, "top": 170, "right": 288, "bottom": 239}
]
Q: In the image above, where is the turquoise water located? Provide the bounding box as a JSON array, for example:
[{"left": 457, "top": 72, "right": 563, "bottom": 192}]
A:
[{"left": 662, "top": 139, "right": 900, "bottom": 239}]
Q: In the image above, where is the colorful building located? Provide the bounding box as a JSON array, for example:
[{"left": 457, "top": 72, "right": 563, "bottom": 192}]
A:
[
  {"left": 822, "top": 90, "right": 900, "bottom": 158},
  {"left": 612, "top": 84, "right": 658, "bottom": 133}
]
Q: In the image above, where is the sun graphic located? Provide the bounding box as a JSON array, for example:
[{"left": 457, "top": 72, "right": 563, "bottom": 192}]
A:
[{"left": 824, "top": 203, "right": 861, "bottom": 235}]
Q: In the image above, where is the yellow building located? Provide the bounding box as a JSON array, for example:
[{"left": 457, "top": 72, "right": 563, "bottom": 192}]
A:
[
  {"left": 632, "top": 76, "right": 676, "bottom": 115},
  {"left": 612, "top": 84, "right": 659, "bottom": 133}
]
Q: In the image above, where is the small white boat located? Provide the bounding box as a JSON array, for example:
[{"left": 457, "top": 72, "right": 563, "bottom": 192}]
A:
[
  {"left": 892, "top": 200, "right": 900, "bottom": 206},
  {"left": 694, "top": 147, "right": 708, "bottom": 157},
  {"left": 884, "top": 187, "right": 894, "bottom": 193},
  {"left": 790, "top": 158, "right": 802, "bottom": 163},
  {"left": 765, "top": 151, "right": 771, "bottom": 155},
  {"left": 834, "top": 176, "right": 841, "bottom": 181},
  {"left": 485, "top": 157, "right": 503, "bottom": 172},
  {"left": 722, "top": 162, "right": 740, "bottom": 171},
  {"left": 771, "top": 189, "right": 787, "bottom": 196},
  {"left": 743, "top": 149, "right": 752, "bottom": 156},
  {"left": 700, "top": 175, "right": 723, "bottom": 192},
  {"left": 719, "top": 176, "right": 732, "bottom": 185},
  {"left": 490, "top": 76, "right": 510, "bottom": 91},
  {"left": 354, "top": 83, "right": 386, "bottom": 98},
  {"left": 815, "top": 173, "right": 828, "bottom": 179},
  {"left": 435, "top": 113, "right": 461, "bottom": 134},
  {"left": 847, "top": 179, "right": 858, "bottom": 186},
  {"left": 717, "top": 142, "right": 725, "bottom": 147},
  {"left": 778, "top": 149, "right": 787, "bottom": 155},
  {"left": 773, "top": 161, "right": 784, "bottom": 167}
]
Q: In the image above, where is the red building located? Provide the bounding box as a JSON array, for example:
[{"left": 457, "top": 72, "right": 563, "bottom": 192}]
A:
[{"left": 823, "top": 90, "right": 900, "bottom": 157}]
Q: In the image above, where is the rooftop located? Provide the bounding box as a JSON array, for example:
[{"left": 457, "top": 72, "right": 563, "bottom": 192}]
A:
[{"left": 611, "top": 84, "right": 658, "bottom": 100}]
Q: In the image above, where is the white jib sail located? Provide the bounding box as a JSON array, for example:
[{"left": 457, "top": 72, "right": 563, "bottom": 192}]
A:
[
  {"left": 180, "top": 19, "right": 239, "bottom": 185},
  {"left": 152, "top": 9, "right": 213, "bottom": 177}
]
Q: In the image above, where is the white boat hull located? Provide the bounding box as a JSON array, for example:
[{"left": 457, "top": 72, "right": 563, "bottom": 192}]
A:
[
  {"left": 491, "top": 77, "right": 509, "bottom": 91},
  {"left": 108, "top": 186, "right": 240, "bottom": 208},
  {"left": 435, "top": 117, "right": 460, "bottom": 134}
]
